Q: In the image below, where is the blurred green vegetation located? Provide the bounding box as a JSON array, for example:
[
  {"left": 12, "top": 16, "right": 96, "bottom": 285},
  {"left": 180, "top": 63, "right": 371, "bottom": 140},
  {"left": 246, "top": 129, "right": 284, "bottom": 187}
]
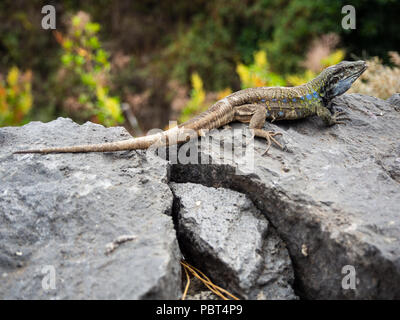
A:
[
  {"left": 0, "top": 0, "right": 398, "bottom": 130},
  {"left": 236, "top": 51, "right": 285, "bottom": 88},
  {"left": 57, "top": 11, "right": 123, "bottom": 126},
  {"left": 0, "top": 67, "right": 33, "bottom": 126},
  {"left": 179, "top": 73, "right": 206, "bottom": 123}
]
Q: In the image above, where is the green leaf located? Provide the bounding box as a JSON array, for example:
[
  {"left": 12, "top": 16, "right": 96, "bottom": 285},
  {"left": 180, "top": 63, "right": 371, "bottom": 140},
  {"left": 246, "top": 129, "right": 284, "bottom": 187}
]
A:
[
  {"left": 72, "top": 15, "right": 81, "bottom": 27},
  {"left": 95, "top": 49, "right": 108, "bottom": 65},
  {"left": 74, "top": 55, "right": 85, "bottom": 66},
  {"left": 85, "top": 22, "right": 100, "bottom": 34},
  {"left": 63, "top": 39, "right": 73, "bottom": 50},
  {"left": 61, "top": 53, "right": 73, "bottom": 66},
  {"left": 78, "top": 93, "right": 89, "bottom": 104},
  {"left": 81, "top": 74, "right": 96, "bottom": 88},
  {"left": 88, "top": 36, "right": 100, "bottom": 49}
]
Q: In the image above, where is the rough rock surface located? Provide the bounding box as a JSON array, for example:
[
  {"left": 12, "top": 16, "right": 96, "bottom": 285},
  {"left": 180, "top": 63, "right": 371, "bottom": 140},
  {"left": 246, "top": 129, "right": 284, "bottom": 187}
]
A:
[
  {"left": 170, "top": 94, "right": 400, "bottom": 299},
  {"left": 171, "top": 182, "right": 297, "bottom": 300},
  {"left": 0, "top": 118, "right": 181, "bottom": 299},
  {"left": 387, "top": 93, "right": 400, "bottom": 111},
  {"left": 2, "top": 92, "right": 400, "bottom": 300}
]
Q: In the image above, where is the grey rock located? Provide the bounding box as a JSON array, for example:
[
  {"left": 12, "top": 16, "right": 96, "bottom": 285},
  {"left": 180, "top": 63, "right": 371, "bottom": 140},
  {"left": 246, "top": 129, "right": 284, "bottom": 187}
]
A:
[
  {"left": 170, "top": 94, "right": 400, "bottom": 299},
  {"left": 3, "top": 92, "right": 400, "bottom": 300},
  {"left": 0, "top": 118, "right": 181, "bottom": 299},
  {"left": 387, "top": 93, "right": 400, "bottom": 111},
  {"left": 186, "top": 291, "right": 220, "bottom": 300},
  {"left": 171, "top": 182, "right": 297, "bottom": 300}
]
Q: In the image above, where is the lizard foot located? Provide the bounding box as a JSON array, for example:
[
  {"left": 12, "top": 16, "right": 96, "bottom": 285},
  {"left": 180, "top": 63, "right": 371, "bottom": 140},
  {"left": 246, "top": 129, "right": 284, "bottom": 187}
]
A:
[
  {"left": 331, "top": 111, "right": 351, "bottom": 125},
  {"left": 252, "top": 129, "right": 283, "bottom": 155}
]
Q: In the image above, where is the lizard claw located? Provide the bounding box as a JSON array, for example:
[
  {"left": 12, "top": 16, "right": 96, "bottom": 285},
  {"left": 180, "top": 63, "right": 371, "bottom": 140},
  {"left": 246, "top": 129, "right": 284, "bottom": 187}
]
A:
[
  {"left": 331, "top": 111, "right": 351, "bottom": 125},
  {"left": 263, "top": 132, "right": 283, "bottom": 155},
  {"left": 252, "top": 129, "right": 283, "bottom": 155},
  {"left": 244, "top": 131, "right": 255, "bottom": 146}
]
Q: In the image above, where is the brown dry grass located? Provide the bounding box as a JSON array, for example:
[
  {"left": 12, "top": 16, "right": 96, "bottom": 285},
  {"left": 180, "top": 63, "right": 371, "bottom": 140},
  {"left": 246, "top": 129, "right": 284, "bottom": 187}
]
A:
[
  {"left": 180, "top": 260, "right": 240, "bottom": 300},
  {"left": 349, "top": 52, "right": 400, "bottom": 99}
]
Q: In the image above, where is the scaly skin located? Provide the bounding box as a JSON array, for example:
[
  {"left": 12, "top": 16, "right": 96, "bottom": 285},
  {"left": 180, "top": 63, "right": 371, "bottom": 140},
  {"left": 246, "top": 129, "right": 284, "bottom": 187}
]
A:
[{"left": 14, "top": 60, "right": 367, "bottom": 155}]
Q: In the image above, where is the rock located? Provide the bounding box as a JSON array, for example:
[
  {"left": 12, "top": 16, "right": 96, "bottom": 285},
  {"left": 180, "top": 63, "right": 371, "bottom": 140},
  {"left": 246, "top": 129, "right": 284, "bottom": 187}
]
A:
[
  {"left": 387, "top": 93, "right": 400, "bottom": 111},
  {"left": 0, "top": 118, "right": 181, "bottom": 299},
  {"left": 3, "top": 92, "right": 400, "bottom": 300},
  {"left": 171, "top": 182, "right": 297, "bottom": 300},
  {"left": 170, "top": 94, "right": 400, "bottom": 299}
]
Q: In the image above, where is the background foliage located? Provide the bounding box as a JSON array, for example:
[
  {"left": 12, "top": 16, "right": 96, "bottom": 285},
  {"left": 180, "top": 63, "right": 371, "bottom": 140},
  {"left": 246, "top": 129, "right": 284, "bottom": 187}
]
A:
[
  {"left": 0, "top": 0, "right": 398, "bottom": 130},
  {"left": 56, "top": 11, "right": 122, "bottom": 126}
]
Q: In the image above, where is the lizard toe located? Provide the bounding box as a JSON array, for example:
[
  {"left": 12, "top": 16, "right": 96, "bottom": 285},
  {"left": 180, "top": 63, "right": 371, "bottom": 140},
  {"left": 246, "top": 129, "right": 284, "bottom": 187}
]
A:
[{"left": 252, "top": 129, "right": 284, "bottom": 155}]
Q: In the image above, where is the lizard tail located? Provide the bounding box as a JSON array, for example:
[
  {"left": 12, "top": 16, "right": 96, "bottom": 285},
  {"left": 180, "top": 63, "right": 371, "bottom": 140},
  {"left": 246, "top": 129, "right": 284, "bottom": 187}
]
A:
[
  {"left": 14, "top": 100, "right": 235, "bottom": 154},
  {"left": 14, "top": 138, "right": 148, "bottom": 154},
  {"left": 13, "top": 126, "right": 200, "bottom": 154},
  {"left": 13, "top": 137, "right": 154, "bottom": 154}
]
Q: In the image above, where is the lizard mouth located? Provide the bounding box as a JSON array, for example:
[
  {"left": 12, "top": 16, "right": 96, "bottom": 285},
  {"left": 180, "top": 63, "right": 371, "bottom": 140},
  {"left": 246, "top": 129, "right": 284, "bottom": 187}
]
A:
[
  {"left": 360, "top": 63, "right": 368, "bottom": 74},
  {"left": 348, "top": 63, "right": 367, "bottom": 81},
  {"left": 357, "top": 62, "right": 368, "bottom": 76}
]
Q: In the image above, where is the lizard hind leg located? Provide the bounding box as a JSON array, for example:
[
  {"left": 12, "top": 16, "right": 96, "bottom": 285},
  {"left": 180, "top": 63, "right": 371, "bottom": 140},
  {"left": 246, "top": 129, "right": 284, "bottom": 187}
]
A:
[{"left": 241, "top": 104, "right": 284, "bottom": 155}]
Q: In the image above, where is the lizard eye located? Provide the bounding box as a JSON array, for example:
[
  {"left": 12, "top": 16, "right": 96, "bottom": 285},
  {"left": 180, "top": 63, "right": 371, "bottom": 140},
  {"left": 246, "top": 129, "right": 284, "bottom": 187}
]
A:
[{"left": 331, "top": 76, "right": 339, "bottom": 83}]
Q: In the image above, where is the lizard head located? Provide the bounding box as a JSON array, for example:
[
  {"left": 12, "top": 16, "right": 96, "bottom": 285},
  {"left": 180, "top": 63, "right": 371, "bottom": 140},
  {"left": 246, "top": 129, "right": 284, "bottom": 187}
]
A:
[{"left": 321, "top": 60, "right": 367, "bottom": 100}]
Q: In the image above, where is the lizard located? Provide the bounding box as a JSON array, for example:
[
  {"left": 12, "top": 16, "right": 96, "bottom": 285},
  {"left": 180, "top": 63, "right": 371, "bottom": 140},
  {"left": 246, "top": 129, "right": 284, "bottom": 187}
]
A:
[{"left": 14, "top": 60, "right": 367, "bottom": 155}]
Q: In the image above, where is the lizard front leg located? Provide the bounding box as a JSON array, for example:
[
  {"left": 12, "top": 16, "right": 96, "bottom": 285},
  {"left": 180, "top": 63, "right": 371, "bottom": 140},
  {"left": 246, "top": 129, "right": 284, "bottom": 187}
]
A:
[
  {"left": 316, "top": 105, "right": 351, "bottom": 126},
  {"left": 235, "top": 104, "right": 283, "bottom": 155}
]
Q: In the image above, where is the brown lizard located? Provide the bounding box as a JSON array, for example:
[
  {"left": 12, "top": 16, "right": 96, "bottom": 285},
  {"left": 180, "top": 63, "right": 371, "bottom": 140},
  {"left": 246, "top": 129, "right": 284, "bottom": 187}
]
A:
[{"left": 14, "top": 60, "right": 367, "bottom": 155}]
